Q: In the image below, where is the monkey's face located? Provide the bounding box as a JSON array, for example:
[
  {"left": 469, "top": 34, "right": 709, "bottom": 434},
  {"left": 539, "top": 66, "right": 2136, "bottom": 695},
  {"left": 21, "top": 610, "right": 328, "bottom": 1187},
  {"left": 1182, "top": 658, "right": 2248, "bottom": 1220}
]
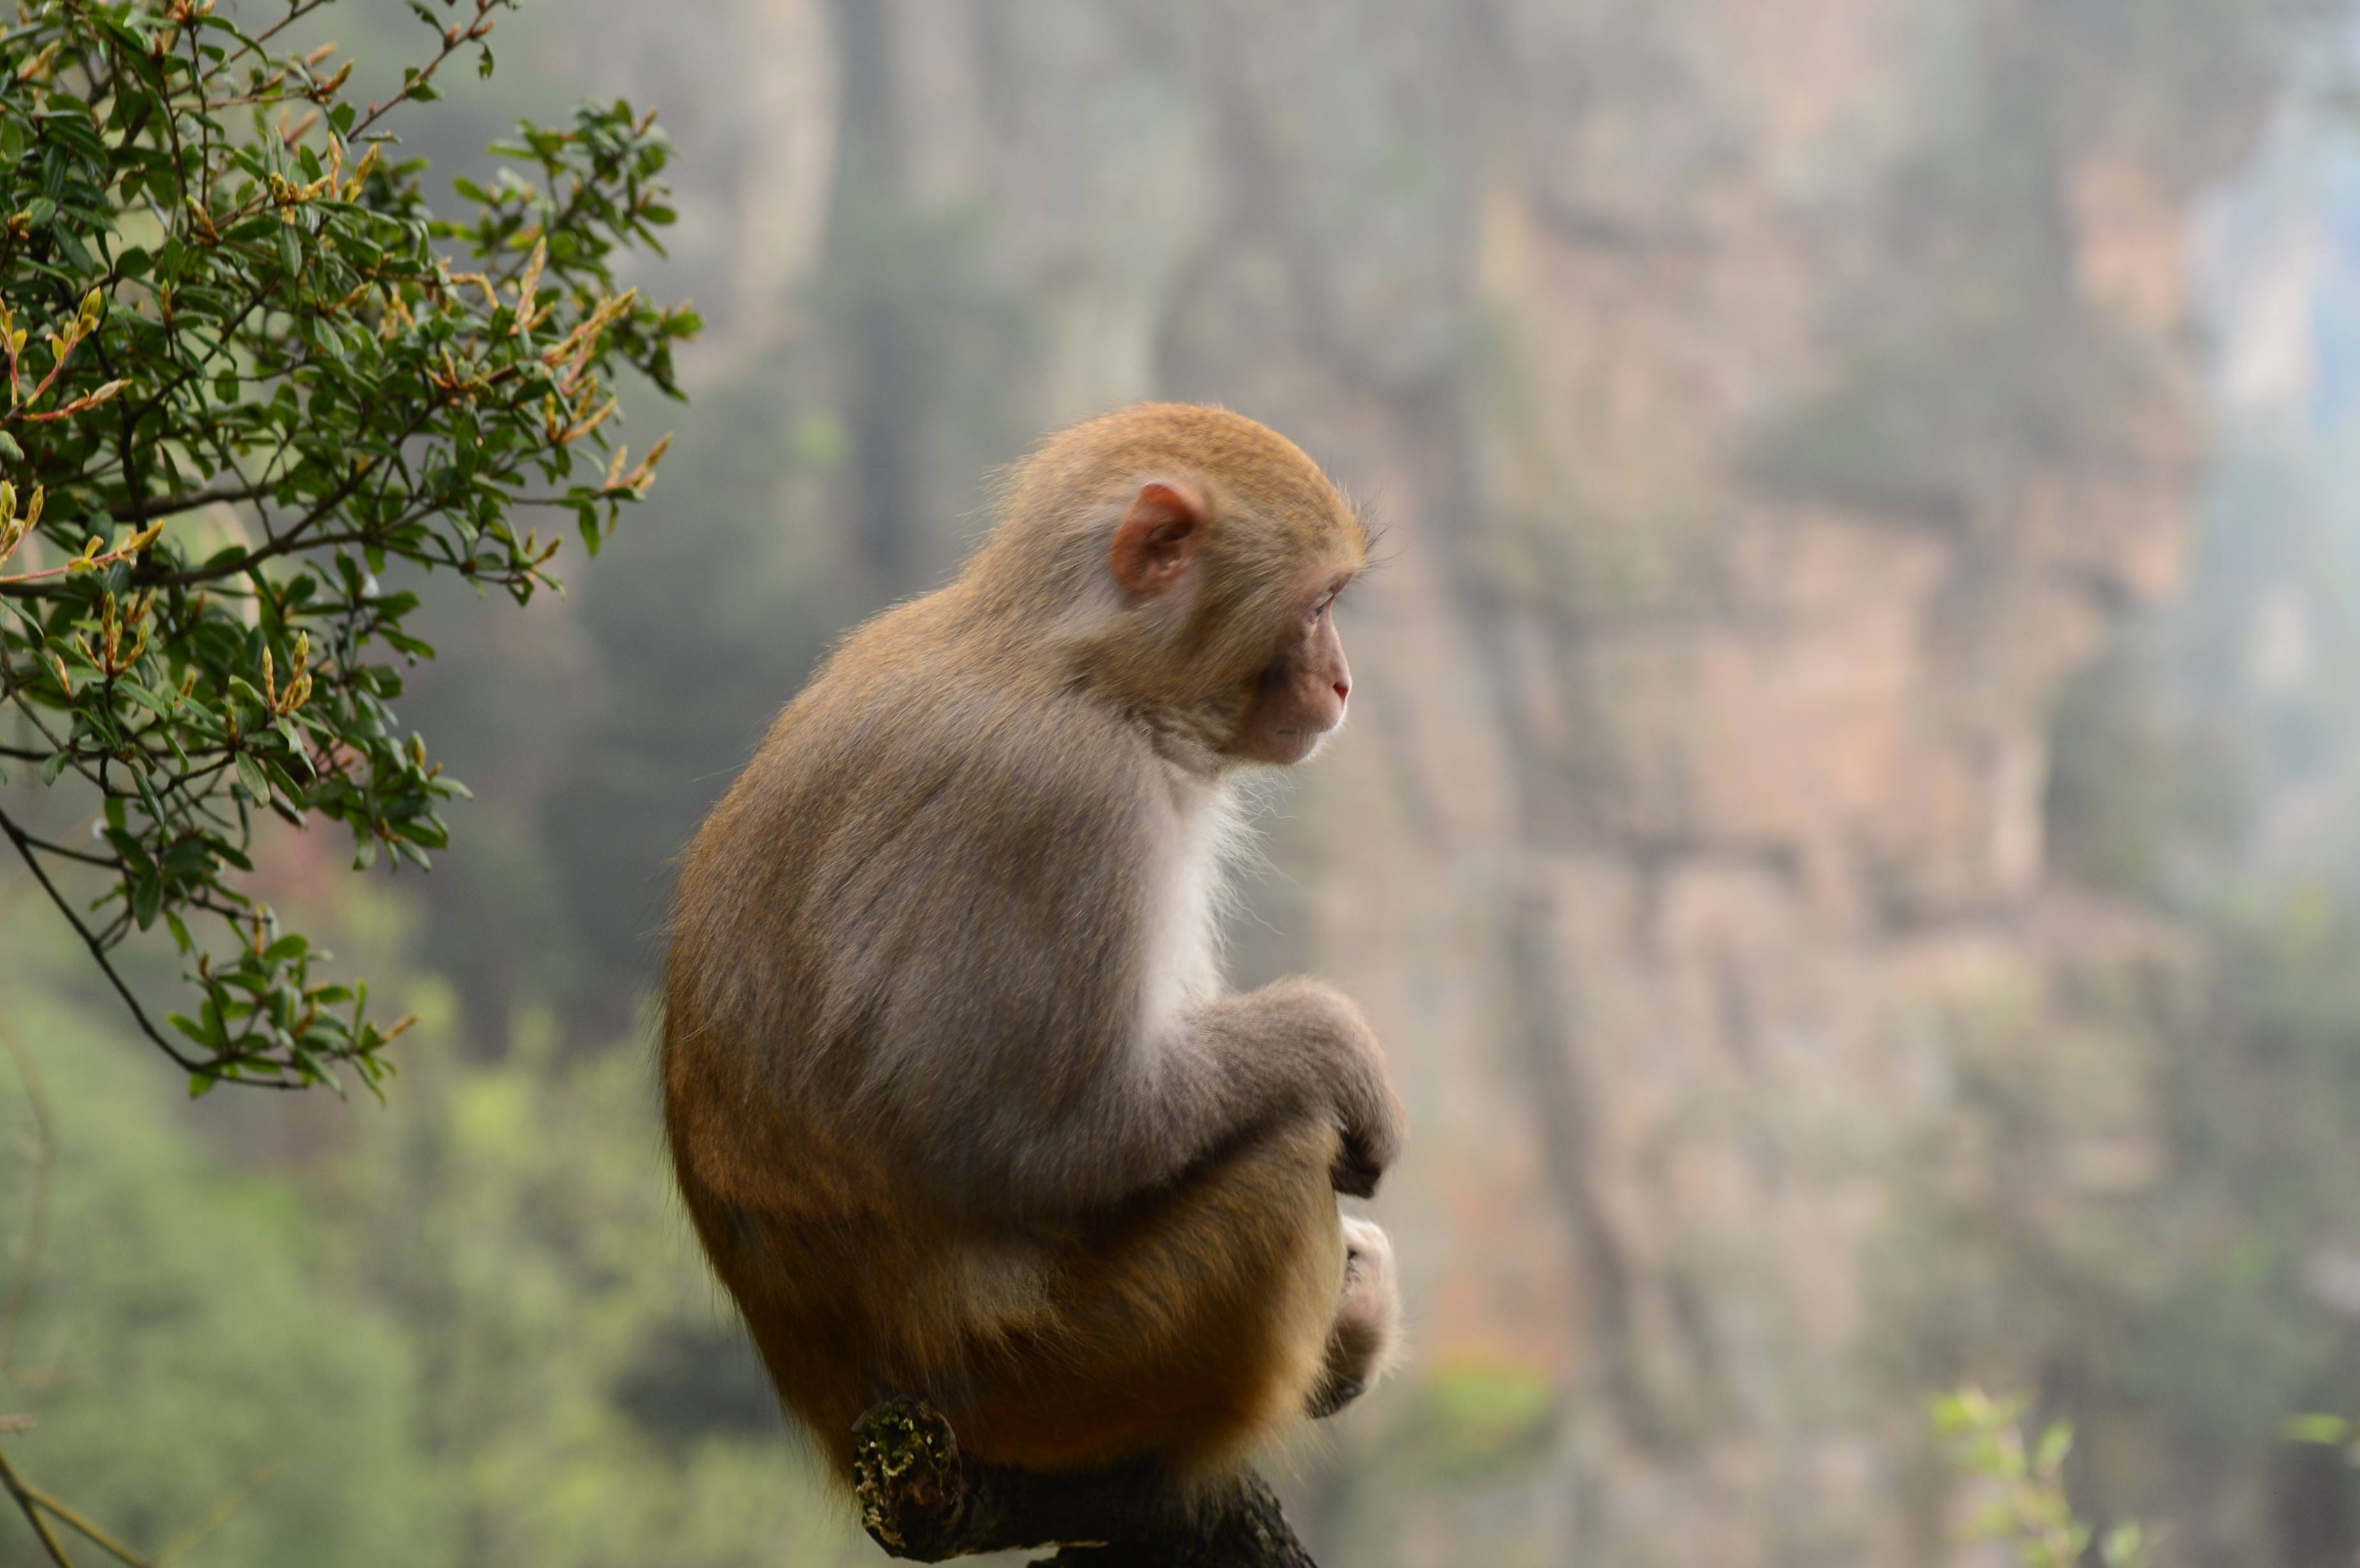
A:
[
  {"left": 1096, "top": 468, "right": 1365, "bottom": 767},
  {"left": 1223, "top": 578, "right": 1353, "bottom": 766}
]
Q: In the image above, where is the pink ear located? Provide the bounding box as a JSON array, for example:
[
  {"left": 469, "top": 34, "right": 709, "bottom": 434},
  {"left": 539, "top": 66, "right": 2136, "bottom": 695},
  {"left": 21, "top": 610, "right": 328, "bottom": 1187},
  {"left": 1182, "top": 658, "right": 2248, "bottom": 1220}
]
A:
[{"left": 1107, "top": 481, "right": 1209, "bottom": 596}]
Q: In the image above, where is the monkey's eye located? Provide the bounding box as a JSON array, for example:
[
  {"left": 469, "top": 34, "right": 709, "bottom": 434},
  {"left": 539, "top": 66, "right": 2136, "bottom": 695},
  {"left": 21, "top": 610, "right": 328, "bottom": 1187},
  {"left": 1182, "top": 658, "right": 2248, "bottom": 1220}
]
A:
[{"left": 1310, "top": 591, "right": 1338, "bottom": 620}]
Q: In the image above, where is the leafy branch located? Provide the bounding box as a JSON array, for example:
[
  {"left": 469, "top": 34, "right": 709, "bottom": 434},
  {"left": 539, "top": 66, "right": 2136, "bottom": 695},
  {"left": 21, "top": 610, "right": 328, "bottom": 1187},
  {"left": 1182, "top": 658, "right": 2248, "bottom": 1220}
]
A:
[{"left": 0, "top": 0, "right": 698, "bottom": 1094}]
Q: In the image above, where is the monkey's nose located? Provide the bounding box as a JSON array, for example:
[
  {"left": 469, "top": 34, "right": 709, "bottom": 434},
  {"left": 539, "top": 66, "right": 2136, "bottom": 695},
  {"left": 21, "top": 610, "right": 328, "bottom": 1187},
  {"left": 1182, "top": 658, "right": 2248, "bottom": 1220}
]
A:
[{"left": 1333, "top": 679, "right": 1350, "bottom": 703}]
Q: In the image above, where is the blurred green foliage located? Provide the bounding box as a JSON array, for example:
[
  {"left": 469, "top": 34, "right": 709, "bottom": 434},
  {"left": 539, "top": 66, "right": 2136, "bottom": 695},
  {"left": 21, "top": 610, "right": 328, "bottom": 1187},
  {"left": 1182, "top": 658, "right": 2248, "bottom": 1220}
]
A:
[
  {"left": 0, "top": 917, "right": 882, "bottom": 1567},
  {"left": 0, "top": 977, "right": 415, "bottom": 1564},
  {"left": 1953, "top": 430, "right": 2360, "bottom": 1560},
  {"left": 2285, "top": 1412, "right": 2360, "bottom": 1458},
  {"left": 1930, "top": 1387, "right": 2150, "bottom": 1568},
  {"left": 1382, "top": 1357, "right": 1560, "bottom": 1483}
]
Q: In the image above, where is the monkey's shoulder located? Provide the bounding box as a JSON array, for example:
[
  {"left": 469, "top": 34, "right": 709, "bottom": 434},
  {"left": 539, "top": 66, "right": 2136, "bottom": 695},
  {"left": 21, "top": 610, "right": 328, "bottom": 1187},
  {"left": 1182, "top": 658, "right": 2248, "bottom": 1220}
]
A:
[{"left": 783, "top": 661, "right": 1160, "bottom": 842}]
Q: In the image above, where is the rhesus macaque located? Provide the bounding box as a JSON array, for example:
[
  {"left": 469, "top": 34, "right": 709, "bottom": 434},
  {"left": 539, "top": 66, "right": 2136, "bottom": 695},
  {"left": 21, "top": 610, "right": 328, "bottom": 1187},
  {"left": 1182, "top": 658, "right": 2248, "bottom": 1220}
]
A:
[{"left": 662, "top": 403, "right": 1405, "bottom": 1492}]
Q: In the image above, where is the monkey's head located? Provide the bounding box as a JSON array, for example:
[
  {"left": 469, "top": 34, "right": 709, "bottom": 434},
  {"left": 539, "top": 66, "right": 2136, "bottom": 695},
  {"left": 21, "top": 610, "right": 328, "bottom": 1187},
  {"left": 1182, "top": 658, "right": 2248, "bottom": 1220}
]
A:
[{"left": 977, "top": 403, "right": 1368, "bottom": 769}]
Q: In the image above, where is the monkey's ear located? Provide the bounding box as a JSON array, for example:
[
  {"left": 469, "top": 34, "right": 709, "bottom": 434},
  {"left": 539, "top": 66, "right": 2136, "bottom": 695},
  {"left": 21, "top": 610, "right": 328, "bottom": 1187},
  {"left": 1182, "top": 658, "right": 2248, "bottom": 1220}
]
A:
[{"left": 1107, "top": 481, "right": 1209, "bottom": 597}]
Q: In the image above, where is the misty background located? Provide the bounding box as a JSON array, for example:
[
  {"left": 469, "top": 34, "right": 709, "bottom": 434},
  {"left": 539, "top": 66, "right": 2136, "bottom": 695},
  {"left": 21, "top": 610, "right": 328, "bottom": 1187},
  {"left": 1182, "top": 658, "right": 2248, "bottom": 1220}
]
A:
[{"left": 10, "top": 1, "right": 2360, "bottom": 1564}]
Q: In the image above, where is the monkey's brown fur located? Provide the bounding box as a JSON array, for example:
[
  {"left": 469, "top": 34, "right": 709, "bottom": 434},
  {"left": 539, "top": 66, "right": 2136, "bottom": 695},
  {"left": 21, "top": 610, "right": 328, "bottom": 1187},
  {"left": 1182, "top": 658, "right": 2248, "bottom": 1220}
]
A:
[{"left": 663, "top": 403, "right": 1404, "bottom": 1489}]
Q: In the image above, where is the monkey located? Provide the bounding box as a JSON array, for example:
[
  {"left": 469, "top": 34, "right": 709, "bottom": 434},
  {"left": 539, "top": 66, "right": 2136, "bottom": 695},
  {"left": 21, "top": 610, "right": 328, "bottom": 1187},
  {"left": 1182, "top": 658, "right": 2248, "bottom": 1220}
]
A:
[{"left": 661, "top": 402, "right": 1405, "bottom": 1498}]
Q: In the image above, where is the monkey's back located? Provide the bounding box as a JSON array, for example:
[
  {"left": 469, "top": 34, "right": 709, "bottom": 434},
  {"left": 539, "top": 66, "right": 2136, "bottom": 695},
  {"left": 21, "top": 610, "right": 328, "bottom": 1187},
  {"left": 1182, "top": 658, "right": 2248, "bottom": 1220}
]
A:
[{"left": 661, "top": 587, "right": 1174, "bottom": 1465}]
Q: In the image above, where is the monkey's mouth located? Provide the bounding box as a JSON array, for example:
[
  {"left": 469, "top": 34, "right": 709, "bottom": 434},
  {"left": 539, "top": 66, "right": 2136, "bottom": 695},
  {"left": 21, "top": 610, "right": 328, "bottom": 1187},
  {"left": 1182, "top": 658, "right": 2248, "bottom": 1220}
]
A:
[{"left": 1267, "top": 724, "right": 1338, "bottom": 764}]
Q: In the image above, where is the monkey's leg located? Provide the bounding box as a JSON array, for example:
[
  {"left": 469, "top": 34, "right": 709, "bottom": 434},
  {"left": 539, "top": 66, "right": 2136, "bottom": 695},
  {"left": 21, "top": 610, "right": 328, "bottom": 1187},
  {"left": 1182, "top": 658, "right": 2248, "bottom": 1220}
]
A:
[
  {"left": 1307, "top": 1216, "right": 1400, "bottom": 1419},
  {"left": 946, "top": 1119, "right": 1350, "bottom": 1481}
]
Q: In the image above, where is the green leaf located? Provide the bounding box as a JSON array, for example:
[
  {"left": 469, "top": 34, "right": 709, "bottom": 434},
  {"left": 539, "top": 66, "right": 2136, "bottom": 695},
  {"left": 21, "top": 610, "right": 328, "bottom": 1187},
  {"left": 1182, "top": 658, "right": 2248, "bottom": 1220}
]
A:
[
  {"left": 130, "top": 874, "right": 163, "bottom": 930},
  {"left": 2287, "top": 1414, "right": 2354, "bottom": 1446},
  {"left": 2034, "top": 1421, "right": 2073, "bottom": 1474},
  {"left": 117, "top": 678, "right": 178, "bottom": 714}
]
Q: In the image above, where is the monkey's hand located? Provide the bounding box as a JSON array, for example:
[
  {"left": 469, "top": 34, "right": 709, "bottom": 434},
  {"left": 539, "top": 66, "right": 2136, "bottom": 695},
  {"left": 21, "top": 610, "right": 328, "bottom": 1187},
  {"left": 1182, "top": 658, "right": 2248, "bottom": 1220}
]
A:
[
  {"left": 1333, "top": 1081, "right": 1403, "bottom": 1198},
  {"left": 1333, "top": 1126, "right": 1395, "bottom": 1200},
  {"left": 1253, "top": 977, "right": 1404, "bottom": 1199},
  {"left": 1326, "top": 1005, "right": 1404, "bottom": 1199}
]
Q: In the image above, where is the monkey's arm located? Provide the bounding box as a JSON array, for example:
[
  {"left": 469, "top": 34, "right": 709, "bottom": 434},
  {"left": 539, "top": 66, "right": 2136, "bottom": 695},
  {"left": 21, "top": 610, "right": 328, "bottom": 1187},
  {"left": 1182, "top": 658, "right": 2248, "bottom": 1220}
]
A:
[
  {"left": 837, "top": 713, "right": 1401, "bottom": 1216},
  {"left": 1156, "top": 978, "right": 1405, "bottom": 1200},
  {"left": 886, "top": 970, "right": 1403, "bottom": 1217}
]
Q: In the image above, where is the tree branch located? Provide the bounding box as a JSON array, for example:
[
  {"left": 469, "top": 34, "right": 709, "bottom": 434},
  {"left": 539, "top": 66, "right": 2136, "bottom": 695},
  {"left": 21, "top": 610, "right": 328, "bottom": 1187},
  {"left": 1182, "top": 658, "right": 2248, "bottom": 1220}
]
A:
[
  {"left": 0, "top": 804, "right": 303, "bottom": 1090},
  {"left": 0, "top": 803, "right": 199, "bottom": 1074},
  {"left": 0, "top": 1444, "right": 151, "bottom": 1567},
  {"left": 107, "top": 479, "right": 270, "bottom": 523},
  {"left": 851, "top": 1402, "right": 1317, "bottom": 1567},
  {"left": 0, "top": 1444, "right": 76, "bottom": 1567}
]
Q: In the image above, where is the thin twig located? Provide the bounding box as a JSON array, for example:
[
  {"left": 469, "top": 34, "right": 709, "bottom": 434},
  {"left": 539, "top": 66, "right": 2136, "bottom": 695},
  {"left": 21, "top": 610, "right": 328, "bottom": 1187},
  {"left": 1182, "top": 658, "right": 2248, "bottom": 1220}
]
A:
[
  {"left": 0, "top": 536, "right": 159, "bottom": 587},
  {"left": 3, "top": 1458, "right": 149, "bottom": 1567},
  {"left": 107, "top": 480, "right": 268, "bottom": 524},
  {"left": 0, "top": 810, "right": 300, "bottom": 1089},
  {"left": 0, "top": 1444, "right": 77, "bottom": 1567},
  {"left": 0, "top": 803, "right": 202, "bottom": 1073},
  {"left": 155, "top": 1466, "right": 273, "bottom": 1566}
]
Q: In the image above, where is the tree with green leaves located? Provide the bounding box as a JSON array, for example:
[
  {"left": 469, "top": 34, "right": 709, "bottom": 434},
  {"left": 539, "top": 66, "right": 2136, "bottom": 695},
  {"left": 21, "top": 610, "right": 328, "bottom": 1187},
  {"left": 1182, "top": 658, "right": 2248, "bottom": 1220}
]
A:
[
  {"left": 0, "top": 0, "right": 696, "bottom": 1096},
  {"left": 1929, "top": 1387, "right": 2152, "bottom": 1568}
]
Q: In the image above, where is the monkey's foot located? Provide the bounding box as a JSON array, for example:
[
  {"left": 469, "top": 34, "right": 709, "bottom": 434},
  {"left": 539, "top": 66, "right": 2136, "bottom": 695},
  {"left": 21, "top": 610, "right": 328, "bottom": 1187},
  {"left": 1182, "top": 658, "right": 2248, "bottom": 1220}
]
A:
[
  {"left": 851, "top": 1399, "right": 1317, "bottom": 1566},
  {"left": 1308, "top": 1219, "right": 1400, "bottom": 1420}
]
